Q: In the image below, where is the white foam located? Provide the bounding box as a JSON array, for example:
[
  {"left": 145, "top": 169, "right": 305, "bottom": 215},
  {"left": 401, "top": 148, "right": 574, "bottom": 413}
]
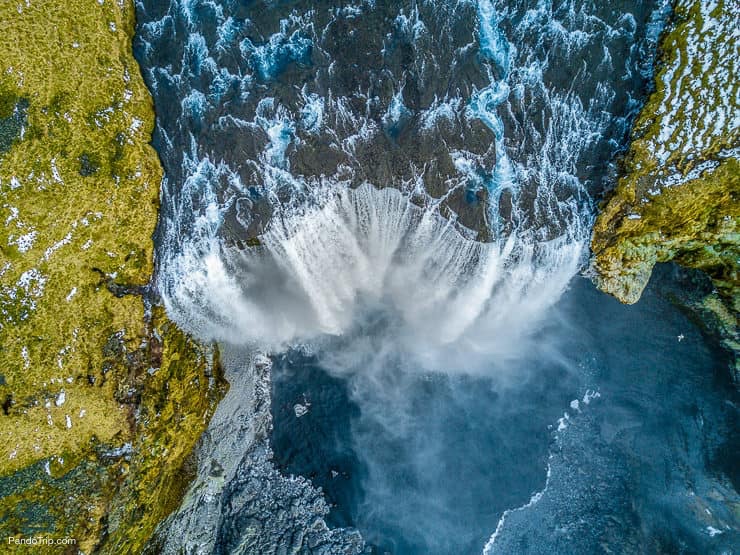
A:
[
  {"left": 161, "top": 184, "right": 583, "bottom": 365},
  {"left": 484, "top": 388, "right": 601, "bottom": 553}
]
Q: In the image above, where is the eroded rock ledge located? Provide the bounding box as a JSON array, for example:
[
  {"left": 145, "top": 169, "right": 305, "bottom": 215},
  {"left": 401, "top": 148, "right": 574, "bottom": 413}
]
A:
[{"left": 592, "top": 0, "right": 739, "bottom": 374}]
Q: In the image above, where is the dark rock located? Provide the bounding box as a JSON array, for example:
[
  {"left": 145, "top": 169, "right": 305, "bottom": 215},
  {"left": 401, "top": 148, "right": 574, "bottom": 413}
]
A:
[{"left": 78, "top": 152, "right": 101, "bottom": 177}]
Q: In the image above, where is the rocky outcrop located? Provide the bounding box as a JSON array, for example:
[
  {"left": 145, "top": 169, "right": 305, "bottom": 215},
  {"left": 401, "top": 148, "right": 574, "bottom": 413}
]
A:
[
  {"left": 592, "top": 0, "right": 738, "bottom": 373},
  {"left": 0, "top": 1, "right": 224, "bottom": 551},
  {"left": 148, "top": 350, "right": 363, "bottom": 555}
]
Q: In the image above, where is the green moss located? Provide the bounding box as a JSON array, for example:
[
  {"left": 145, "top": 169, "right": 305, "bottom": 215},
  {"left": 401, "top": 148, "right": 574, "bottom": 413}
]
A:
[
  {"left": 101, "top": 307, "right": 227, "bottom": 554},
  {"left": 0, "top": 0, "right": 226, "bottom": 551},
  {"left": 0, "top": 0, "right": 161, "bottom": 471},
  {"left": 591, "top": 0, "right": 739, "bottom": 373},
  {"left": 0, "top": 451, "right": 110, "bottom": 553},
  {"left": 0, "top": 315, "right": 225, "bottom": 553},
  {"left": 0, "top": 92, "right": 20, "bottom": 119}
]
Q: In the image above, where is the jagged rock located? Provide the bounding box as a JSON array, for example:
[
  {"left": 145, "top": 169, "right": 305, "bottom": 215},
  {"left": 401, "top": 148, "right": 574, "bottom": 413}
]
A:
[{"left": 148, "top": 350, "right": 363, "bottom": 555}]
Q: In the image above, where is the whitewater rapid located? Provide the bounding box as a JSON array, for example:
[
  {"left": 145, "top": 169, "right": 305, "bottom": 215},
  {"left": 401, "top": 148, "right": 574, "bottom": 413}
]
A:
[
  {"left": 147, "top": 0, "right": 645, "bottom": 354},
  {"left": 164, "top": 183, "right": 584, "bottom": 362}
]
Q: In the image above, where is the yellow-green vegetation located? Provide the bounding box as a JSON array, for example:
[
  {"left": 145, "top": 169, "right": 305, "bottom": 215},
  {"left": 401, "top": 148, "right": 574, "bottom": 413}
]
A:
[
  {"left": 0, "top": 308, "right": 225, "bottom": 553},
  {"left": 0, "top": 0, "right": 225, "bottom": 551},
  {"left": 592, "top": 0, "right": 739, "bottom": 370},
  {"left": 0, "top": 0, "right": 159, "bottom": 475},
  {"left": 102, "top": 307, "right": 226, "bottom": 554}
]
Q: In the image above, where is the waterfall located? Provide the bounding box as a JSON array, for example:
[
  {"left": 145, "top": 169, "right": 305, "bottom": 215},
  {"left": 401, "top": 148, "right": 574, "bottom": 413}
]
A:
[
  {"left": 132, "top": 0, "right": 672, "bottom": 552},
  {"left": 160, "top": 182, "right": 583, "bottom": 363},
  {"left": 141, "top": 0, "right": 647, "bottom": 357}
]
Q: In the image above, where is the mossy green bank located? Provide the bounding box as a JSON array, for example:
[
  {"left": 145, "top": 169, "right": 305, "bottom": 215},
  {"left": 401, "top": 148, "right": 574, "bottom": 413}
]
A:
[
  {"left": 0, "top": 0, "right": 225, "bottom": 551},
  {"left": 592, "top": 0, "right": 739, "bottom": 375}
]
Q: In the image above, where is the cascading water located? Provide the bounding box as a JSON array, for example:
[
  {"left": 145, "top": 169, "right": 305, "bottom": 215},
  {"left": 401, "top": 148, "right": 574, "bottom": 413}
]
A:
[
  {"left": 145, "top": 0, "right": 640, "bottom": 352},
  {"left": 166, "top": 182, "right": 583, "bottom": 365},
  {"left": 133, "top": 0, "right": 739, "bottom": 553}
]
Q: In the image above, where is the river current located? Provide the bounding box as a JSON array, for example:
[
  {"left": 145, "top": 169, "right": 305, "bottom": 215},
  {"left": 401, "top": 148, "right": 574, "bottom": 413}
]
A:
[{"left": 133, "top": 0, "right": 739, "bottom": 553}]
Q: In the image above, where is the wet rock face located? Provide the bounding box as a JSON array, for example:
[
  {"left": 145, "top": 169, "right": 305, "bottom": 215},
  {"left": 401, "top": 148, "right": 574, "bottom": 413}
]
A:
[
  {"left": 136, "top": 0, "right": 497, "bottom": 241},
  {"left": 591, "top": 0, "right": 739, "bottom": 373},
  {"left": 149, "top": 351, "right": 363, "bottom": 555}
]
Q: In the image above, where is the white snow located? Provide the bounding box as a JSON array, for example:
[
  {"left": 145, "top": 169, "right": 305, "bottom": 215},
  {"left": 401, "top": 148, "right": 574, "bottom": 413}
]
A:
[
  {"left": 10, "top": 231, "right": 37, "bottom": 253},
  {"left": 55, "top": 390, "right": 66, "bottom": 407}
]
